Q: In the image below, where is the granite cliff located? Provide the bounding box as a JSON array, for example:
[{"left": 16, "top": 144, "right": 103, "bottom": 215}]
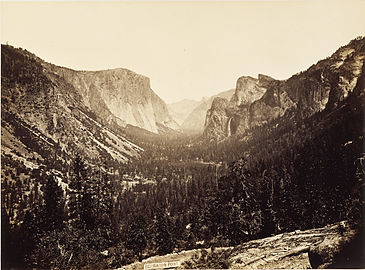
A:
[{"left": 48, "top": 65, "right": 178, "bottom": 134}]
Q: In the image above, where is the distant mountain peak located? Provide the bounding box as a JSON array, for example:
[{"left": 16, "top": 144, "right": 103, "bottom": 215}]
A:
[
  {"left": 167, "top": 99, "right": 200, "bottom": 125},
  {"left": 180, "top": 89, "right": 235, "bottom": 134}
]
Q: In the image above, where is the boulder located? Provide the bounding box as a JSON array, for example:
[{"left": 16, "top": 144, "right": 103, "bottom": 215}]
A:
[{"left": 308, "top": 224, "right": 364, "bottom": 268}]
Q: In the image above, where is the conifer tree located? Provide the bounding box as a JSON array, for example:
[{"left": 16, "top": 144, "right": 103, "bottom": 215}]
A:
[
  {"left": 41, "top": 175, "right": 65, "bottom": 231},
  {"left": 126, "top": 214, "right": 147, "bottom": 261},
  {"left": 96, "top": 164, "right": 114, "bottom": 235},
  {"left": 68, "top": 153, "right": 86, "bottom": 229},
  {"left": 153, "top": 208, "right": 174, "bottom": 255}
]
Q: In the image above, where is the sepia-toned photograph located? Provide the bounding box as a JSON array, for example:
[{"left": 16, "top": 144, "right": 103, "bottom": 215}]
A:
[{"left": 1, "top": 0, "right": 365, "bottom": 269}]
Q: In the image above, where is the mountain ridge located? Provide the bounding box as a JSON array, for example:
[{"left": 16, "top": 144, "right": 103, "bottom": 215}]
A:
[
  {"left": 203, "top": 37, "right": 365, "bottom": 140},
  {"left": 1, "top": 44, "right": 150, "bottom": 171}
]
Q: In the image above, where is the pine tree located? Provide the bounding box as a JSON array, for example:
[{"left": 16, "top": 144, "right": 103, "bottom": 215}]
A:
[
  {"left": 80, "top": 191, "right": 95, "bottom": 230},
  {"left": 126, "top": 214, "right": 147, "bottom": 261},
  {"left": 153, "top": 208, "right": 174, "bottom": 255},
  {"left": 68, "top": 153, "right": 87, "bottom": 229},
  {"left": 95, "top": 164, "right": 114, "bottom": 237},
  {"left": 21, "top": 209, "right": 41, "bottom": 266},
  {"left": 2, "top": 208, "right": 14, "bottom": 268},
  {"left": 41, "top": 175, "right": 65, "bottom": 231}
]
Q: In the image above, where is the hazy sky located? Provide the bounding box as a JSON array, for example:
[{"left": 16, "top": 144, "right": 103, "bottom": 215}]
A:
[{"left": 1, "top": 1, "right": 365, "bottom": 103}]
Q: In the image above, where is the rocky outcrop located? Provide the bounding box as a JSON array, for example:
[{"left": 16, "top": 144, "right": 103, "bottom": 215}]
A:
[
  {"left": 308, "top": 223, "right": 364, "bottom": 268},
  {"left": 123, "top": 221, "right": 358, "bottom": 270},
  {"left": 203, "top": 74, "right": 272, "bottom": 139},
  {"left": 204, "top": 37, "right": 365, "bottom": 140},
  {"left": 203, "top": 97, "right": 231, "bottom": 139},
  {"left": 231, "top": 75, "right": 268, "bottom": 107}
]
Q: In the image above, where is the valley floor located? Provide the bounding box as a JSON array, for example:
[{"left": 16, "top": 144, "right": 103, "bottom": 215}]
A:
[{"left": 120, "top": 221, "right": 355, "bottom": 269}]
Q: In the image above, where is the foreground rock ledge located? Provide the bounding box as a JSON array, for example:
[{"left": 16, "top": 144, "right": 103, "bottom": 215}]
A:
[
  {"left": 120, "top": 221, "right": 364, "bottom": 270},
  {"left": 308, "top": 221, "right": 364, "bottom": 268}
]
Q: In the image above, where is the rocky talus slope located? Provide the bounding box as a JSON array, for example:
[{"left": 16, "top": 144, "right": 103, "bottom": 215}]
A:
[{"left": 204, "top": 37, "right": 365, "bottom": 140}]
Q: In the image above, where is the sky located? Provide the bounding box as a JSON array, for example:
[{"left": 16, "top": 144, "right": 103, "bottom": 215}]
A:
[{"left": 1, "top": 1, "right": 365, "bottom": 103}]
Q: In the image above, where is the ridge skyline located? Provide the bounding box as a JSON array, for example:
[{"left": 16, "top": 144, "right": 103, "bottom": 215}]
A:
[{"left": 2, "top": 1, "right": 365, "bottom": 103}]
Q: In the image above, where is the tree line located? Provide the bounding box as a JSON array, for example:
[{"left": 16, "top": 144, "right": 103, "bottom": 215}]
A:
[{"left": 2, "top": 85, "right": 364, "bottom": 269}]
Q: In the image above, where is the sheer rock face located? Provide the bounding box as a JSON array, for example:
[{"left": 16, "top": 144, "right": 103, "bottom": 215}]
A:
[
  {"left": 203, "top": 97, "right": 231, "bottom": 139},
  {"left": 203, "top": 74, "right": 272, "bottom": 139},
  {"left": 49, "top": 66, "right": 179, "bottom": 133},
  {"left": 231, "top": 75, "right": 268, "bottom": 107},
  {"left": 203, "top": 37, "right": 365, "bottom": 140}
]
